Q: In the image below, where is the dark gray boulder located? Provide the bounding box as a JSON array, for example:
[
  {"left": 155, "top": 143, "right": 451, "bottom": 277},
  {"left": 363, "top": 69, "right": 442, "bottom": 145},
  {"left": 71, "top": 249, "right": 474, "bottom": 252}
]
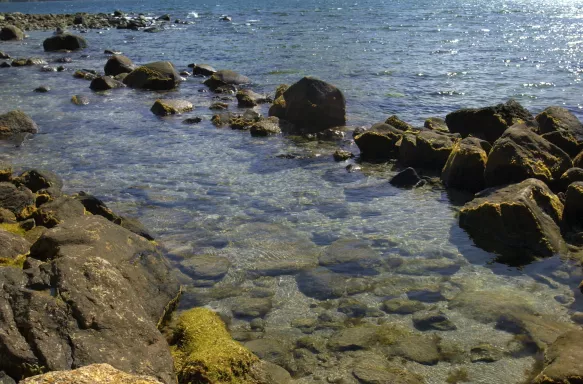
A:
[
  {"left": 389, "top": 167, "right": 423, "bottom": 188},
  {"left": 536, "top": 106, "right": 583, "bottom": 139},
  {"left": 441, "top": 137, "right": 488, "bottom": 193},
  {"left": 203, "top": 70, "right": 250, "bottom": 91},
  {"left": 43, "top": 33, "right": 87, "bottom": 51},
  {"left": 354, "top": 123, "right": 402, "bottom": 161},
  {"left": 559, "top": 168, "right": 583, "bottom": 191},
  {"left": 0, "top": 110, "right": 38, "bottom": 140},
  {"left": 399, "top": 130, "right": 458, "bottom": 170},
  {"left": 123, "top": 61, "right": 181, "bottom": 90},
  {"left": 541, "top": 130, "right": 580, "bottom": 158},
  {"left": 445, "top": 100, "right": 533, "bottom": 143},
  {"left": 0, "top": 26, "right": 24, "bottom": 41},
  {"left": 192, "top": 64, "right": 216, "bottom": 76},
  {"left": 90, "top": 76, "right": 125, "bottom": 91},
  {"left": 104, "top": 55, "right": 135, "bottom": 76},
  {"left": 485, "top": 126, "right": 572, "bottom": 187},
  {"left": 32, "top": 196, "right": 85, "bottom": 228}
]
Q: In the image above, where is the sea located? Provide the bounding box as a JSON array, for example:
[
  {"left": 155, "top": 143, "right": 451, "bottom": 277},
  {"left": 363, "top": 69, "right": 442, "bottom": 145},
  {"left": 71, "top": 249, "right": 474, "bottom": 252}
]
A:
[{"left": 0, "top": 0, "right": 582, "bottom": 382}]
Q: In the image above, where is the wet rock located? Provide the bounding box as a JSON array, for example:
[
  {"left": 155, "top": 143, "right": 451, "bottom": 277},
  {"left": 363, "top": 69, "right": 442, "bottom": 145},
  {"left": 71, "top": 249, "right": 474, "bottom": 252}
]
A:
[
  {"left": 232, "top": 297, "right": 273, "bottom": 318},
  {"left": 541, "top": 130, "right": 580, "bottom": 158},
  {"left": 533, "top": 329, "right": 583, "bottom": 384},
  {"left": 354, "top": 123, "right": 403, "bottom": 160},
  {"left": 249, "top": 361, "right": 293, "bottom": 384},
  {"left": 73, "top": 191, "right": 116, "bottom": 221},
  {"left": 1, "top": 216, "right": 179, "bottom": 382},
  {"left": 274, "top": 84, "right": 289, "bottom": 99},
  {"left": 89, "top": 75, "right": 125, "bottom": 91},
  {"left": 382, "top": 298, "right": 426, "bottom": 314},
  {"left": 485, "top": 126, "right": 572, "bottom": 187},
  {"left": 424, "top": 117, "right": 449, "bottom": 132},
  {"left": 333, "top": 149, "right": 353, "bottom": 161},
  {"left": 269, "top": 76, "right": 346, "bottom": 132},
  {"left": 470, "top": 343, "right": 503, "bottom": 363},
  {"left": 244, "top": 338, "right": 291, "bottom": 368},
  {"left": 399, "top": 130, "right": 457, "bottom": 170},
  {"left": 123, "top": 61, "right": 181, "bottom": 90},
  {"left": 151, "top": 99, "right": 193, "bottom": 116},
  {"left": 0, "top": 182, "right": 35, "bottom": 219},
  {"left": 352, "top": 360, "right": 424, "bottom": 384},
  {"left": 237, "top": 89, "right": 270, "bottom": 107},
  {"left": 412, "top": 311, "right": 457, "bottom": 331},
  {"left": 536, "top": 106, "right": 583, "bottom": 138},
  {"left": 171, "top": 308, "right": 258, "bottom": 384},
  {"left": 445, "top": 99, "right": 533, "bottom": 143},
  {"left": 179, "top": 254, "right": 230, "bottom": 286},
  {"left": 250, "top": 116, "right": 283, "bottom": 137},
  {"left": 221, "top": 16, "right": 232, "bottom": 21},
  {"left": 31, "top": 196, "right": 85, "bottom": 228},
  {"left": 71, "top": 95, "right": 89, "bottom": 105},
  {"left": 74, "top": 69, "right": 99, "bottom": 80},
  {"left": 183, "top": 117, "right": 202, "bottom": 125},
  {"left": 337, "top": 298, "right": 383, "bottom": 318},
  {"left": 389, "top": 167, "right": 423, "bottom": 188},
  {"left": 9, "top": 58, "right": 27, "bottom": 67},
  {"left": 204, "top": 69, "right": 250, "bottom": 91},
  {"left": 192, "top": 64, "right": 216, "bottom": 76},
  {"left": 297, "top": 268, "right": 347, "bottom": 300},
  {"left": 0, "top": 62, "right": 10, "bottom": 68},
  {"left": 460, "top": 178, "right": 565, "bottom": 259},
  {"left": 328, "top": 326, "right": 378, "bottom": 351},
  {"left": 562, "top": 181, "right": 583, "bottom": 232},
  {"left": 209, "top": 102, "right": 229, "bottom": 110},
  {"left": 0, "top": 110, "right": 38, "bottom": 139},
  {"left": 15, "top": 169, "right": 62, "bottom": 197},
  {"left": 317, "top": 127, "right": 345, "bottom": 141},
  {"left": 318, "top": 238, "right": 380, "bottom": 274},
  {"left": 406, "top": 288, "right": 446, "bottom": 303},
  {"left": 33, "top": 86, "right": 50, "bottom": 93},
  {"left": 0, "top": 26, "right": 24, "bottom": 41},
  {"left": 19, "top": 364, "right": 163, "bottom": 384},
  {"left": 43, "top": 33, "right": 87, "bottom": 51},
  {"left": 118, "top": 216, "right": 155, "bottom": 240},
  {"left": 441, "top": 136, "right": 488, "bottom": 192}
]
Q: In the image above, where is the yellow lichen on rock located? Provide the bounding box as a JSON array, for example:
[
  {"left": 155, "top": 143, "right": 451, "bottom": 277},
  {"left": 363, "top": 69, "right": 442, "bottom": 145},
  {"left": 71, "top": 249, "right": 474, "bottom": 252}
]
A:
[
  {"left": 0, "top": 253, "right": 26, "bottom": 268},
  {"left": 171, "top": 308, "right": 258, "bottom": 384}
]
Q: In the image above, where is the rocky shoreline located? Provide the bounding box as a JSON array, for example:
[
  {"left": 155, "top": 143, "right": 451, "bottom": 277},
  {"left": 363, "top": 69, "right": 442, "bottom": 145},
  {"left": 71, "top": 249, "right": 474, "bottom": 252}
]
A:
[{"left": 1, "top": 21, "right": 583, "bottom": 384}]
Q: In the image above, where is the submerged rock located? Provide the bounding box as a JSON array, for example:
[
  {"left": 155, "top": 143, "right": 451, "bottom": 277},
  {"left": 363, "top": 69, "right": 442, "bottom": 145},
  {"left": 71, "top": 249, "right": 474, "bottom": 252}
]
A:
[
  {"left": 0, "top": 110, "right": 38, "bottom": 139},
  {"left": 179, "top": 254, "right": 230, "bottom": 286},
  {"left": 534, "top": 330, "right": 583, "bottom": 384},
  {"left": 441, "top": 137, "right": 488, "bottom": 192},
  {"left": 319, "top": 238, "right": 380, "bottom": 274},
  {"left": 412, "top": 310, "right": 457, "bottom": 331},
  {"left": 104, "top": 54, "right": 136, "bottom": 76},
  {"left": 151, "top": 99, "right": 193, "bottom": 116},
  {"left": 43, "top": 33, "right": 87, "bottom": 51},
  {"left": 352, "top": 360, "right": 425, "bottom": 384},
  {"left": 19, "top": 364, "right": 164, "bottom": 384},
  {"left": 459, "top": 178, "right": 566, "bottom": 260},
  {"left": 71, "top": 95, "right": 90, "bottom": 105},
  {"left": 389, "top": 167, "right": 423, "bottom": 188},
  {"left": 123, "top": 61, "right": 181, "bottom": 90}
]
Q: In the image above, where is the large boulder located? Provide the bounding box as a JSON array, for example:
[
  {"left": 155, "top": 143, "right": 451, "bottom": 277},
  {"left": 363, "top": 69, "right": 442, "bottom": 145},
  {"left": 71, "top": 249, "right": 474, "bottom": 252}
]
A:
[
  {"left": 203, "top": 69, "right": 250, "bottom": 91},
  {"left": 441, "top": 137, "right": 489, "bottom": 192},
  {"left": 533, "top": 330, "right": 583, "bottom": 384},
  {"left": 268, "top": 77, "right": 346, "bottom": 132},
  {"left": 559, "top": 168, "right": 583, "bottom": 191},
  {"left": 354, "top": 123, "right": 402, "bottom": 160},
  {"left": 536, "top": 106, "right": 583, "bottom": 139},
  {"left": 445, "top": 100, "right": 533, "bottom": 143},
  {"left": 43, "top": 33, "right": 87, "bottom": 51},
  {"left": 562, "top": 182, "right": 583, "bottom": 232},
  {"left": 484, "top": 126, "right": 572, "bottom": 187},
  {"left": 104, "top": 54, "right": 136, "bottom": 76},
  {"left": 123, "top": 61, "right": 181, "bottom": 90},
  {"left": 459, "top": 178, "right": 566, "bottom": 260},
  {"left": 0, "top": 110, "right": 38, "bottom": 140},
  {"left": 19, "top": 364, "right": 164, "bottom": 384},
  {"left": 0, "top": 26, "right": 24, "bottom": 41},
  {"left": 398, "top": 130, "right": 458, "bottom": 170},
  {"left": 0, "top": 215, "right": 180, "bottom": 383}
]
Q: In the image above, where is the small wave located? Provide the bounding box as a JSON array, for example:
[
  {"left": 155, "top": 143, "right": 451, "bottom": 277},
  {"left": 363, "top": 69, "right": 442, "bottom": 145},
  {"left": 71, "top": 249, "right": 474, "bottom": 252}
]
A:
[
  {"left": 522, "top": 82, "right": 555, "bottom": 88},
  {"left": 267, "top": 69, "right": 301, "bottom": 75},
  {"left": 433, "top": 90, "right": 465, "bottom": 96},
  {"left": 188, "top": 11, "right": 199, "bottom": 18}
]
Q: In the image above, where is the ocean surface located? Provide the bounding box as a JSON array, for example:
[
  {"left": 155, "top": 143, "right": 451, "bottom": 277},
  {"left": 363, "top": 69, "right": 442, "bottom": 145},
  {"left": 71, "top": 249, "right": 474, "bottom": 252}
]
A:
[{"left": 1, "top": 0, "right": 583, "bottom": 382}]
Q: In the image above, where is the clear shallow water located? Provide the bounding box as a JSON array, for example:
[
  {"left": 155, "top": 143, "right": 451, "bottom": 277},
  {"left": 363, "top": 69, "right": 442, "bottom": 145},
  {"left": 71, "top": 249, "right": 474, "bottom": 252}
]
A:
[{"left": 1, "top": 0, "right": 583, "bottom": 382}]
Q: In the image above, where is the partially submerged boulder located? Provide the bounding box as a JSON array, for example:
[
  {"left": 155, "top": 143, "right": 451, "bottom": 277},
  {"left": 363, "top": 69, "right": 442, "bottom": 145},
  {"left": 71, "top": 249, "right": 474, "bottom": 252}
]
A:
[
  {"left": 249, "top": 116, "right": 283, "bottom": 137},
  {"left": 268, "top": 77, "right": 346, "bottom": 132},
  {"left": 459, "top": 178, "right": 566, "bottom": 260},
  {"left": 399, "top": 130, "right": 457, "bottom": 170},
  {"left": 485, "top": 126, "right": 572, "bottom": 187},
  {"left": 445, "top": 100, "right": 533, "bottom": 143},
  {"left": 533, "top": 330, "right": 583, "bottom": 384},
  {"left": 192, "top": 64, "right": 216, "bottom": 76},
  {"left": 0, "top": 110, "right": 38, "bottom": 140},
  {"left": 441, "top": 137, "right": 488, "bottom": 193},
  {"left": 90, "top": 75, "right": 125, "bottom": 91},
  {"left": 151, "top": 99, "right": 193, "bottom": 116},
  {"left": 0, "top": 26, "right": 24, "bottom": 41},
  {"left": 123, "top": 61, "right": 181, "bottom": 90},
  {"left": 236, "top": 89, "right": 270, "bottom": 107},
  {"left": 203, "top": 70, "right": 250, "bottom": 91},
  {"left": 389, "top": 167, "right": 423, "bottom": 189},
  {"left": 43, "top": 33, "right": 87, "bottom": 51},
  {"left": 19, "top": 364, "right": 164, "bottom": 384},
  {"left": 104, "top": 54, "right": 136, "bottom": 76},
  {"left": 354, "top": 123, "right": 402, "bottom": 160}
]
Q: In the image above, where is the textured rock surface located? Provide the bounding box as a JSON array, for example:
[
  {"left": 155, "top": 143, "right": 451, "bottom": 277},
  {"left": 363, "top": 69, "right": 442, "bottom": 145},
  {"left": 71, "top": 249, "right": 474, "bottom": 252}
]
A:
[{"left": 19, "top": 364, "right": 164, "bottom": 384}]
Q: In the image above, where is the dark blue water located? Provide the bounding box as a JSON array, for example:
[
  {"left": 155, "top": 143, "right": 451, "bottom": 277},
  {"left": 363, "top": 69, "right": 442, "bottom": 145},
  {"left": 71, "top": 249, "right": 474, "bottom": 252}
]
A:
[{"left": 1, "top": 0, "right": 582, "bottom": 382}]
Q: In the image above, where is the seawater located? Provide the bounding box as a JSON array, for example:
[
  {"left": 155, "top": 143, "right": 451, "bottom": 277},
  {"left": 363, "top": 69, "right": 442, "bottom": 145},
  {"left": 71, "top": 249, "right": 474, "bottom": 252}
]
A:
[{"left": 0, "top": 0, "right": 583, "bottom": 382}]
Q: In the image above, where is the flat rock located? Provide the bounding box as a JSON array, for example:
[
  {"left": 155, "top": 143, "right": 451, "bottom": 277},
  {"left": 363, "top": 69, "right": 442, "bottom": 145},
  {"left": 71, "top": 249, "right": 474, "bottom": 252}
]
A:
[
  {"left": 151, "top": 99, "right": 193, "bottom": 116},
  {"left": 32, "top": 196, "right": 85, "bottom": 228},
  {"left": 19, "top": 364, "right": 163, "bottom": 384},
  {"left": 232, "top": 297, "right": 273, "bottom": 318},
  {"left": 412, "top": 310, "right": 457, "bottom": 331},
  {"left": 179, "top": 254, "right": 230, "bottom": 286},
  {"left": 0, "top": 229, "right": 30, "bottom": 260}
]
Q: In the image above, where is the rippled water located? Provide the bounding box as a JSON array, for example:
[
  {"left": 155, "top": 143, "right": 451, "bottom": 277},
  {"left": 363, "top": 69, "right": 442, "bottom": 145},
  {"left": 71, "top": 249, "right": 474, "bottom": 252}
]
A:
[{"left": 1, "top": 0, "right": 583, "bottom": 382}]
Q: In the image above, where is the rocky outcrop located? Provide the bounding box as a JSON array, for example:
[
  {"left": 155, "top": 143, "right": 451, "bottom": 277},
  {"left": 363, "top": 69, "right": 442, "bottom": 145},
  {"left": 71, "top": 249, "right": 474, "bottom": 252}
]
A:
[
  {"left": 354, "top": 123, "right": 402, "bottom": 160},
  {"left": 104, "top": 55, "right": 136, "bottom": 76},
  {"left": 536, "top": 106, "right": 583, "bottom": 139},
  {"left": 441, "top": 137, "right": 489, "bottom": 192},
  {"left": 43, "top": 33, "right": 87, "bottom": 51},
  {"left": 0, "top": 25, "right": 24, "bottom": 41},
  {"left": 0, "top": 110, "right": 38, "bottom": 140},
  {"left": 484, "top": 126, "right": 572, "bottom": 187},
  {"left": 445, "top": 100, "right": 533, "bottom": 143},
  {"left": 268, "top": 77, "right": 346, "bottom": 132},
  {"left": 399, "top": 130, "right": 458, "bottom": 170},
  {"left": 123, "top": 61, "right": 181, "bottom": 90},
  {"left": 151, "top": 99, "right": 193, "bottom": 116},
  {"left": 20, "top": 364, "right": 164, "bottom": 384},
  {"left": 459, "top": 178, "right": 566, "bottom": 260}
]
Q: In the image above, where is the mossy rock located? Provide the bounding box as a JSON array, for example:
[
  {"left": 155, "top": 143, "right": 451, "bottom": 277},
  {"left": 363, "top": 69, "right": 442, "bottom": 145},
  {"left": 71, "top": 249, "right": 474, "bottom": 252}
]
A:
[
  {"left": 399, "top": 130, "right": 458, "bottom": 170},
  {"left": 385, "top": 115, "right": 413, "bottom": 131},
  {"left": 150, "top": 99, "right": 193, "bottom": 116},
  {"left": 536, "top": 106, "right": 583, "bottom": 138},
  {"left": 355, "top": 123, "right": 403, "bottom": 161},
  {"left": 171, "top": 308, "right": 258, "bottom": 384},
  {"left": 424, "top": 117, "right": 449, "bottom": 132},
  {"left": 123, "top": 61, "right": 181, "bottom": 91},
  {"left": 43, "top": 33, "right": 87, "bottom": 51},
  {"left": 441, "top": 137, "right": 488, "bottom": 193}
]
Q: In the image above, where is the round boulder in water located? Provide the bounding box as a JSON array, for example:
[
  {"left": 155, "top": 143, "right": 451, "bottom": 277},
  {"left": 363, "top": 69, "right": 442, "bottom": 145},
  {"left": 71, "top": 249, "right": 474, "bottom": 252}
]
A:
[
  {"left": 104, "top": 54, "right": 135, "bottom": 76},
  {"left": 123, "top": 61, "right": 181, "bottom": 90},
  {"left": 0, "top": 26, "right": 24, "bottom": 41},
  {"left": 43, "top": 33, "right": 87, "bottom": 51}
]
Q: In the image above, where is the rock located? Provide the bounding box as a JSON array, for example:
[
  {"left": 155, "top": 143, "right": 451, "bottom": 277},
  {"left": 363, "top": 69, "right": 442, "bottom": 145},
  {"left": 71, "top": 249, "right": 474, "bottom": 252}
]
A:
[
  {"left": 118, "top": 216, "right": 155, "bottom": 240},
  {"left": 0, "top": 62, "right": 10, "bottom": 68},
  {"left": 0, "top": 110, "right": 38, "bottom": 139},
  {"left": 412, "top": 311, "right": 457, "bottom": 331},
  {"left": 0, "top": 182, "right": 35, "bottom": 219},
  {"left": 399, "top": 130, "right": 457, "bottom": 170},
  {"left": 536, "top": 106, "right": 583, "bottom": 139},
  {"left": 441, "top": 137, "right": 488, "bottom": 192},
  {"left": 470, "top": 344, "right": 503, "bottom": 363},
  {"left": 249, "top": 361, "right": 293, "bottom": 384},
  {"left": 562, "top": 182, "right": 583, "bottom": 232},
  {"left": 389, "top": 167, "right": 423, "bottom": 188},
  {"left": 424, "top": 117, "right": 449, "bottom": 132},
  {"left": 575, "top": 151, "right": 583, "bottom": 168},
  {"left": 485, "top": 126, "right": 572, "bottom": 187},
  {"left": 268, "top": 77, "right": 346, "bottom": 132},
  {"left": 333, "top": 149, "right": 353, "bottom": 161},
  {"left": 25, "top": 58, "right": 47, "bottom": 66},
  {"left": 328, "top": 326, "right": 378, "bottom": 351},
  {"left": 318, "top": 238, "right": 380, "bottom": 274},
  {"left": 382, "top": 298, "right": 426, "bottom": 314},
  {"left": 179, "top": 254, "right": 230, "bottom": 286},
  {"left": 0, "top": 228, "right": 30, "bottom": 262},
  {"left": 250, "top": 116, "right": 283, "bottom": 137},
  {"left": 0, "top": 208, "right": 16, "bottom": 223},
  {"left": 560, "top": 168, "right": 583, "bottom": 191},
  {"left": 32, "top": 196, "right": 85, "bottom": 228},
  {"left": 204, "top": 70, "right": 250, "bottom": 91},
  {"left": 445, "top": 99, "right": 533, "bottom": 142},
  {"left": 158, "top": 14, "right": 171, "bottom": 21},
  {"left": 352, "top": 361, "right": 424, "bottom": 384},
  {"left": 1, "top": 215, "right": 179, "bottom": 382},
  {"left": 0, "top": 26, "right": 24, "bottom": 41},
  {"left": 274, "top": 84, "right": 288, "bottom": 100},
  {"left": 192, "top": 64, "right": 216, "bottom": 76},
  {"left": 73, "top": 191, "right": 117, "bottom": 221},
  {"left": 541, "top": 130, "right": 580, "bottom": 158},
  {"left": 14, "top": 169, "right": 63, "bottom": 197},
  {"left": 221, "top": 16, "right": 232, "bottom": 21},
  {"left": 459, "top": 178, "right": 566, "bottom": 259},
  {"left": 0, "top": 372, "right": 15, "bottom": 384},
  {"left": 533, "top": 330, "right": 583, "bottom": 384},
  {"left": 74, "top": 70, "right": 99, "bottom": 81},
  {"left": 90, "top": 75, "right": 125, "bottom": 91},
  {"left": 183, "top": 117, "right": 202, "bottom": 125},
  {"left": 19, "top": 364, "right": 163, "bottom": 384},
  {"left": 170, "top": 308, "right": 258, "bottom": 384},
  {"left": 244, "top": 338, "right": 291, "bottom": 369},
  {"left": 33, "top": 86, "right": 50, "bottom": 93},
  {"left": 385, "top": 115, "right": 413, "bottom": 131},
  {"left": 123, "top": 61, "right": 181, "bottom": 90},
  {"left": 209, "top": 102, "right": 228, "bottom": 110},
  {"left": 151, "top": 99, "right": 193, "bottom": 116},
  {"left": 71, "top": 95, "right": 89, "bottom": 105},
  {"left": 237, "top": 89, "right": 270, "bottom": 107},
  {"left": 9, "top": 58, "right": 27, "bottom": 67},
  {"left": 232, "top": 297, "right": 272, "bottom": 318},
  {"left": 73, "top": 14, "right": 85, "bottom": 25},
  {"left": 337, "top": 298, "right": 383, "bottom": 318},
  {"left": 0, "top": 52, "right": 10, "bottom": 59},
  {"left": 317, "top": 127, "right": 345, "bottom": 141},
  {"left": 296, "top": 268, "right": 347, "bottom": 300},
  {"left": 43, "top": 33, "right": 87, "bottom": 51},
  {"left": 0, "top": 162, "right": 11, "bottom": 182},
  {"left": 354, "top": 123, "right": 403, "bottom": 160}
]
